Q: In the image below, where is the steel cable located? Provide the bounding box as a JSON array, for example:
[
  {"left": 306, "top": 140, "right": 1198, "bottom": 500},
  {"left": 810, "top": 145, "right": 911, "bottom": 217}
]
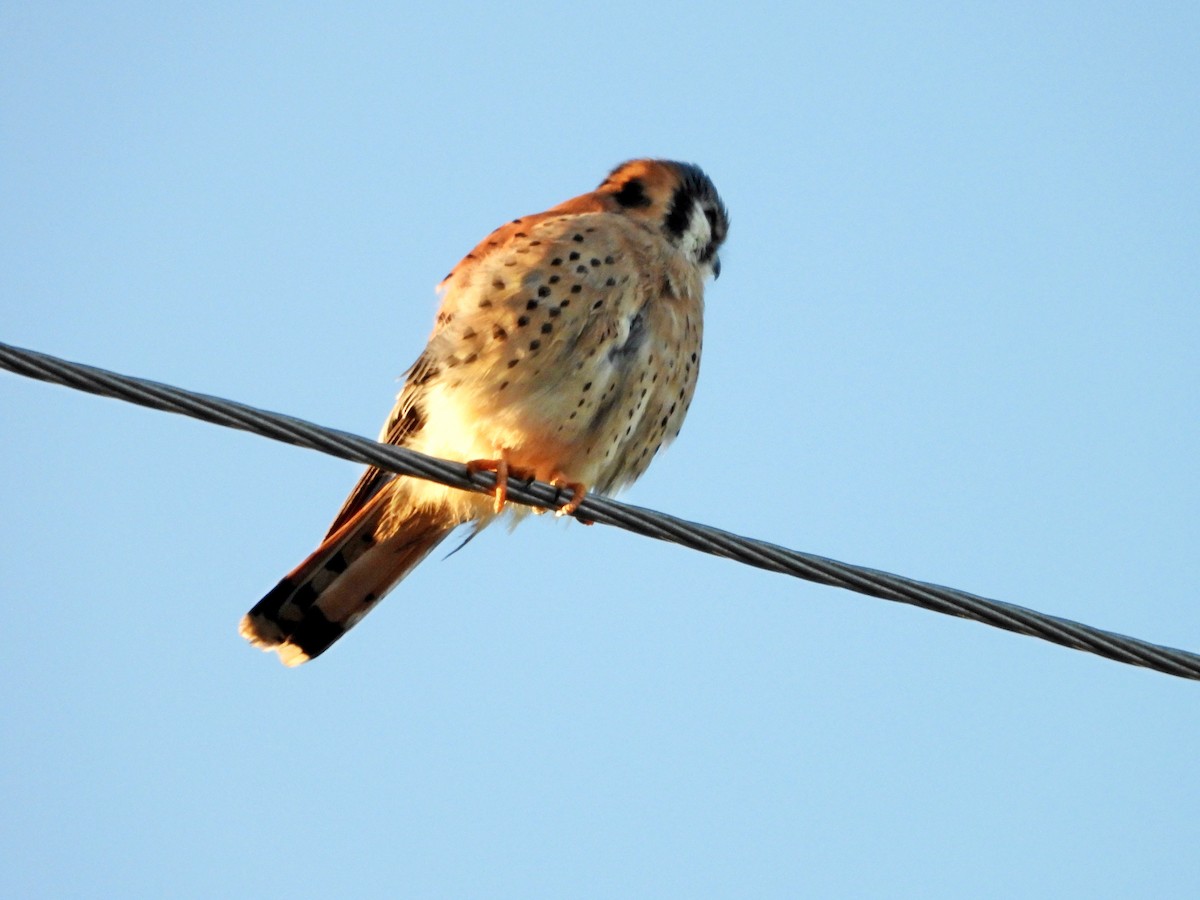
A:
[{"left": 3, "top": 339, "right": 1197, "bottom": 680}]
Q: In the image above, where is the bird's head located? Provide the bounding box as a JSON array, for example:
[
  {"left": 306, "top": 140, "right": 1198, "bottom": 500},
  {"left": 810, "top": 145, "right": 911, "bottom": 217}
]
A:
[{"left": 599, "top": 159, "right": 728, "bottom": 280}]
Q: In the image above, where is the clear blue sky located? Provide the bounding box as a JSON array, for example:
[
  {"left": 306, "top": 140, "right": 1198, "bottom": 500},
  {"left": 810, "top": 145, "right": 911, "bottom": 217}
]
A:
[{"left": 3, "top": 3, "right": 1198, "bottom": 897}]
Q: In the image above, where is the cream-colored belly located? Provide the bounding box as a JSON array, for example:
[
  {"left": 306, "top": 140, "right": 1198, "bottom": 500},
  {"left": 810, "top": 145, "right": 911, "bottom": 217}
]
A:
[{"left": 413, "top": 313, "right": 698, "bottom": 505}]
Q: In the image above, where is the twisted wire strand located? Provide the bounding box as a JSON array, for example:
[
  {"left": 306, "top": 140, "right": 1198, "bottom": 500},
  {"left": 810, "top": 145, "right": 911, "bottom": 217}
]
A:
[{"left": 3, "top": 339, "right": 1197, "bottom": 681}]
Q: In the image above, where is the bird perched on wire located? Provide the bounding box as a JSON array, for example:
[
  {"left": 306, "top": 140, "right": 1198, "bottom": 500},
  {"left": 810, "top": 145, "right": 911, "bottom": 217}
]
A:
[{"left": 240, "top": 159, "right": 729, "bottom": 665}]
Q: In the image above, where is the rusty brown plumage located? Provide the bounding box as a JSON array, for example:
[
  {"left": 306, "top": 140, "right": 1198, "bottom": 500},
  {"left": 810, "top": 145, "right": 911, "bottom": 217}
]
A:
[{"left": 241, "top": 159, "right": 728, "bottom": 665}]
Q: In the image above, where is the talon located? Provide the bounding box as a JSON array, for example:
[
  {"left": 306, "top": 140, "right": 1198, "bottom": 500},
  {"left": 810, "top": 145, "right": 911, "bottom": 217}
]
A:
[
  {"left": 550, "top": 477, "right": 588, "bottom": 520},
  {"left": 466, "top": 454, "right": 538, "bottom": 513}
]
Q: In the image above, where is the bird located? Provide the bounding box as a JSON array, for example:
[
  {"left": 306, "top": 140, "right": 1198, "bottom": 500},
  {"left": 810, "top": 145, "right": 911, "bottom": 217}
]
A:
[{"left": 240, "top": 159, "right": 729, "bottom": 666}]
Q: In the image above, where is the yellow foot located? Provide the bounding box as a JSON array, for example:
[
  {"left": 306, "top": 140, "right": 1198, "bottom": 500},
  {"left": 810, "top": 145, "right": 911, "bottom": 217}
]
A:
[
  {"left": 550, "top": 476, "right": 591, "bottom": 523},
  {"left": 466, "top": 454, "right": 536, "bottom": 513}
]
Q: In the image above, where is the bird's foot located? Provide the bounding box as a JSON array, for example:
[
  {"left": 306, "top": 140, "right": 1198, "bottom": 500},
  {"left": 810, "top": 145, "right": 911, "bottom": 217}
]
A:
[
  {"left": 551, "top": 476, "right": 591, "bottom": 524},
  {"left": 466, "top": 454, "right": 536, "bottom": 513}
]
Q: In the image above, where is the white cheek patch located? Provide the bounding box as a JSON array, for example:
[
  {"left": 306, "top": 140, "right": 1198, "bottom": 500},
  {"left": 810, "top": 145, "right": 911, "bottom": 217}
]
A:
[{"left": 675, "top": 203, "right": 712, "bottom": 263}]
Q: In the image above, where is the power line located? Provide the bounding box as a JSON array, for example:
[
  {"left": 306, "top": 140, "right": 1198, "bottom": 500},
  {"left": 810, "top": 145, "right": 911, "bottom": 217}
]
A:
[{"left": 3, "top": 338, "right": 1197, "bottom": 681}]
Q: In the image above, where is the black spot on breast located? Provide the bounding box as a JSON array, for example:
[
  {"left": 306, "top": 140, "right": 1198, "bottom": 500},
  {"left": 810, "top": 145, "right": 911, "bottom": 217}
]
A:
[
  {"left": 590, "top": 258, "right": 601, "bottom": 267},
  {"left": 492, "top": 324, "right": 508, "bottom": 341},
  {"left": 526, "top": 299, "right": 539, "bottom": 310},
  {"left": 517, "top": 315, "right": 529, "bottom": 326},
  {"left": 549, "top": 275, "right": 560, "bottom": 284},
  {"left": 551, "top": 257, "right": 562, "bottom": 266},
  {"left": 570, "top": 285, "right": 582, "bottom": 294},
  {"left": 613, "top": 178, "right": 651, "bottom": 208},
  {"left": 604, "top": 255, "right": 615, "bottom": 265},
  {"left": 478, "top": 299, "right": 492, "bottom": 309},
  {"left": 529, "top": 340, "right": 541, "bottom": 351},
  {"left": 540, "top": 322, "right": 552, "bottom": 334},
  {"left": 465, "top": 353, "right": 478, "bottom": 364},
  {"left": 569, "top": 251, "right": 581, "bottom": 261},
  {"left": 537, "top": 286, "right": 551, "bottom": 298},
  {"left": 605, "top": 277, "right": 616, "bottom": 287},
  {"left": 572, "top": 233, "right": 584, "bottom": 242},
  {"left": 492, "top": 278, "right": 505, "bottom": 290},
  {"left": 507, "top": 359, "right": 519, "bottom": 368},
  {"left": 575, "top": 265, "right": 588, "bottom": 274},
  {"left": 548, "top": 307, "right": 561, "bottom": 318}
]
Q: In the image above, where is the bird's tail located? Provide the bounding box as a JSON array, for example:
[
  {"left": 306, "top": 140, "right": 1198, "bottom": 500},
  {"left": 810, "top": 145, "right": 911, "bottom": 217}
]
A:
[{"left": 240, "top": 483, "right": 459, "bottom": 666}]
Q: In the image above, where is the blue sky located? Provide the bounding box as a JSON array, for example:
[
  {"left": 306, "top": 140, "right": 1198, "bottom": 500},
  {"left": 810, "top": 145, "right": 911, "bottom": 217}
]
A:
[{"left": 2, "top": 3, "right": 1198, "bottom": 897}]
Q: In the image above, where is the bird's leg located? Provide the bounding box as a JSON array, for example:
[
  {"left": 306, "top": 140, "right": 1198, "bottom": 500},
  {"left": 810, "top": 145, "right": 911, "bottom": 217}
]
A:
[
  {"left": 550, "top": 475, "right": 591, "bottom": 523},
  {"left": 466, "top": 455, "right": 509, "bottom": 513},
  {"left": 466, "top": 452, "right": 537, "bottom": 513}
]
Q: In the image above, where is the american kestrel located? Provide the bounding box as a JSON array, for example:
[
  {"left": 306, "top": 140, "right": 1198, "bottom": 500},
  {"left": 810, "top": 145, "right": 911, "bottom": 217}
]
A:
[{"left": 241, "top": 159, "right": 729, "bottom": 665}]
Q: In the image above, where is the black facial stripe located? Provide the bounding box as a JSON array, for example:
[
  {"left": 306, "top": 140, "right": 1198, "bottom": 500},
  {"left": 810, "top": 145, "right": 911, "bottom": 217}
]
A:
[
  {"left": 613, "top": 178, "right": 651, "bottom": 208},
  {"left": 672, "top": 162, "right": 729, "bottom": 243},
  {"left": 664, "top": 185, "right": 692, "bottom": 238}
]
